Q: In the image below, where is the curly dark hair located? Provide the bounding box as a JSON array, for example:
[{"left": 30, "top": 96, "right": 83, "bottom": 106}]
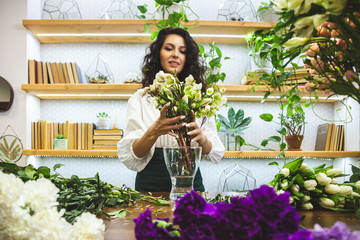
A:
[{"left": 141, "top": 27, "right": 207, "bottom": 92}]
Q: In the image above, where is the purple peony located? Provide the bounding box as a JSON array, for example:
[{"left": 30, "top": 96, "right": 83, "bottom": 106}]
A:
[
  {"left": 312, "top": 221, "right": 360, "bottom": 240},
  {"left": 133, "top": 208, "right": 180, "bottom": 240}
]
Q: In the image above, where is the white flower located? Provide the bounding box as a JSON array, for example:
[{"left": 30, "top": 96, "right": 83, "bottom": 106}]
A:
[
  {"left": 319, "top": 197, "right": 335, "bottom": 208},
  {"left": 301, "top": 202, "right": 314, "bottom": 210},
  {"left": 182, "top": 95, "right": 188, "bottom": 104},
  {"left": 304, "top": 179, "right": 317, "bottom": 190},
  {"left": 20, "top": 178, "right": 59, "bottom": 213},
  {"left": 280, "top": 168, "right": 290, "bottom": 177},
  {"left": 303, "top": 195, "right": 311, "bottom": 202},
  {"left": 277, "top": 190, "right": 285, "bottom": 195},
  {"left": 339, "top": 185, "right": 353, "bottom": 195},
  {"left": 299, "top": 163, "right": 308, "bottom": 170},
  {"left": 290, "top": 196, "right": 294, "bottom": 204},
  {"left": 326, "top": 168, "right": 342, "bottom": 176},
  {"left": 321, "top": 0, "right": 347, "bottom": 15},
  {"left": 316, "top": 173, "right": 332, "bottom": 186},
  {"left": 155, "top": 70, "right": 165, "bottom": 82},
  {"left": 185, "top": 74, "right": 194, "bottom": 84},
  {"left": 324, "top": 184, "right": 340, "bottom": 194},
  {"left": 281, "top": 180, "right": 289, "bottom": 189},
  {"left": 293, "top": 14, "right": 328, "bottom": 37},
  {"left": 206, "top": 87, "right": 214, "bottom": 95},
  {"left": 73, "top": 212, "right": 105, "bottom": 240},
  {"left": 352, "top": 192, "right": 360, "bottom": 197},
  {"left": 0, "top": 171, "right": 23, "bottom": 207},
  {"left": 291, "top": 184, "right": 300, "bottom": 192},
  {"left": 220, "top": 87, "right": 226, "bottom": 93},
  {"left": 284, "top": 37, "right": 309, "bottom": 48},
  {"left": 355, "top": 181, "right": 360, "bottom": 189},
  {"left": 331, "top": 179, "right": 337, "bottom": 184}
]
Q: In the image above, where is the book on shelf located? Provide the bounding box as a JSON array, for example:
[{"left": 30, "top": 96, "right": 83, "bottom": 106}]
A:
[
  {"left": 315, "top": 123, "right": 330, "bottom": 151},
  {"left": 315, "top": 123, "right": 344, "bottom": 151},
  {"left": 93, "top": 129, "right": 123, "bottom": 135},
  {"left": 93, "top": 140, "right": 120, "bottom": 145},
  {"left": 92, "top": 145, "right": 118, "bottom": 150},
  {"left": 27, "top": 60, "right": 83, "bottom": 84},
  {"left": 93, "top": 135, "right": 122, "bottom": 140}
]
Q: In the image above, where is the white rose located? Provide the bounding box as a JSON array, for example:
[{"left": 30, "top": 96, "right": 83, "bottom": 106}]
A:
[
  {"left": 316, "top": 173, "right": 332, "bottom": 186},
  {"left": 303, "top": 195, "right": 311, "bottom": 202},
  {"left": 280, "top": 168, "right": 290, "bottom": 177},
  {"left": 299, "top": 163, "right": 308, "bottom": 171},
  {"left": 326, "top": 169, "right": 342, "bottom": 176},
  {"left": 319, "top": 197, "right": 335, "bottom": 208},
  {"left": 324, "top": 184, "right": 340, "bottom": 194},
  {"left": 355, "top": 181, "right": 360, "bottom": 189},
  {"left": 304, "top": 179, "right": 317, "bottom": 190},
  {"left": 301, "top": 202, "right": 314, "bottom": 210},
  {"left": 339, "top": 185, "right": 353, "bottom": 195}
]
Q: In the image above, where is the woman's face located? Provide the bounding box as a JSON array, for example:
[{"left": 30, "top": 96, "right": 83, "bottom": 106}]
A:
[{"left": 160, "top": 34, "right": 187, "bottom": 75}]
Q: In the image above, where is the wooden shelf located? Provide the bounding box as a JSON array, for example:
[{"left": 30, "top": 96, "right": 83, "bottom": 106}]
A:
[
  {"left": 22, "top": 19, "right": 276, "bottom": 44},
  {"left": 21, "top": 84, "right": 343, "bottom": 102},
  {"left": 22, "top": 149, "right": 360, "bottom": 158}
]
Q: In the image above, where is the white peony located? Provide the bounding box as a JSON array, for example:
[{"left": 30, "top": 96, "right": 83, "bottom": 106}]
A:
[
  {"left": 280, "top": 168, "right": 290, "bottom": 177},
  {"left": 316, "top": 173, "right": 332, "bottom": 186},
  {"left": 324, "top": 184, "right": 340, "bottom": 194},
  {"left": 72, "top": 212, "right": 105, "bottom": 240},
  {"left": 0, "top": 171, "right": 24, "bottom": 207},
  {"left": 304, "top": 179, "right": 317, "bottom": 190},
  {"left": 339, "top": 185, "right": 353, "bottom": 195}
]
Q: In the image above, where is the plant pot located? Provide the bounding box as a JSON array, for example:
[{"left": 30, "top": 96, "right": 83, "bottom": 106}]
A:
[
  {"left": 163, "top": 146, "right": 201, "bottom": 200},
  {"left": 97, "top": 117, "right": 110, "bottom": 129},
  {"left": 54, "top": 139, "right": 68, "bottom": 150},
  {"left": 285, "top": 135, "right": 304, "bottom": 151}
]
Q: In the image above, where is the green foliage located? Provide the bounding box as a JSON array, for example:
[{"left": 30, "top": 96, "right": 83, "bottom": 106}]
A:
[
  {"left": 56, "top": 134, "right": 66, "bottom": 139},
  {"left": 96, "top": 112, "right": 110, "bottom": 118},
  {"left": 217, "top": 106, "right": 252, "bottom": 147},
  {"left": 0, "top": 162, "right": 170, "bottom": 223},
  {"left": 199, "top": 42, "right": 230, "bottom": 84}
]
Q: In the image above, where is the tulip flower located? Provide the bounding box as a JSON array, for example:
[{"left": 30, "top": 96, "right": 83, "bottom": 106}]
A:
[
  {"left": 355, "top": 181, "right": 360, "bottom": 189},
  {"left": 304, "top": 180, "right": 317, "bottom": 190},
  {"left": 339, "top": 185, "right": 353, "bottom": 195},
  {"left": 316, "top": 173, "right": 332, "bottom": 186},
  {"left": 319, "top": 197, "right": 335, "bottom": 208},
  {"left": 280, "top": 168, "right": 290, "bottom": 177},
  {"left": 326, "top": 169, "right": 342, "bottom": 176},
  {"left": 325, "top": 184, "right": 340, "bottom": 194},
  {"left": 301, "top": 202, "right": 314, "bottom": 210}
]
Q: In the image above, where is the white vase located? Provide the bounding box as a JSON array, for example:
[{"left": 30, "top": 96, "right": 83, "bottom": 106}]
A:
[
  {"left": 97, "top": 117, "right": 110, "bottom": 129},
  {"left": 54, "top": 139, "right": 68, "bottom": 150}
]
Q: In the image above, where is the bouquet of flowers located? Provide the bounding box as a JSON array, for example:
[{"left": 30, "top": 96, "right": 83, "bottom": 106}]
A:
[
  {"left": 0, "top": 170, "right": 105, "bottom": 240},
  {"left": 143, "top": 71, "right": 226, "bottom": 168},
  {"left": 271, "top": 0, "right": 360, "bottom": 103},
  {"left": 134, "top": 185, "right": 360, "bottom": 239},
  {"left": 269, "top": 157, "right": 360, "bottom": 215}
]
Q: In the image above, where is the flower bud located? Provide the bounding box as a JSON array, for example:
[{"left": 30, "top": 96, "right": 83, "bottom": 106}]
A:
[
  {"left": 291, "top": 184, "right": 300, "bottom": 192},
  {"left": 281, "top": 180, "right": 289, "bottom": 189},
  {"left": 304, "top": 179, "right": 317, "bottom": 190},
  {"left": 355, "top": 181, "right": 360, "bottom": 189},
  {"left": 352, "top": 192, "right": 360, "bottom": 197},
  {"left": 319, "top": 197, "right": 335, "bottom": 208},
  {"left": 326, "top": 169, "right": 342, "bottom": 176},
  {"left": 325, "top": 184, "right": 340, "bottom": 194},
  {"left": 316, "top": 173, "right": 332, "bottom": 186},
  {"left": 339, "top": 185, "right": 353, "bottom": 195},
  {"left": 303, "top": 195, "right": 311, "bottom": 202},
  {"left": 301, "top": 202, "right": 314, "bottom": 210},
  {"left": 280, "top": 168, "right": 290, "bottom": 177},
  {"left": 299, "top": 163, "right": 308, "bottom": 171},
  {"left": 290, "top": 196, "right": 294, "bottom": 204}
]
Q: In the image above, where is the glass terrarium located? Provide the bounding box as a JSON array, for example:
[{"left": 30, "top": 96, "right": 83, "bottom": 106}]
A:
[
  {"left": 42, "top": 0, "right": 82, "bottom": 19},
  {"left": 100, "top": 0, "right": 138, "bottom": 19},
  {"left": 217, "top": 0, "right": 257, "bottom": 21},
  {"left": 217, "top": 164, "right": 257, "bottom": 192},
  {"left": 85, "top": 53, "right": 114, "bottom": 84}
]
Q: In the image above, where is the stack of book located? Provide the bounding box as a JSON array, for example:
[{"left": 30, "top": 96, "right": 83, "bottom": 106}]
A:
[
  {"left": 93, "top": 129, "right": 123, "bottom": 150},
  {"left": 28, "top": 60, "right": 83, "bottom": 84},
  {"left": 31, "top": 120, "right": 94, "bottom": 150},
  {"left": 241, "top": 68, "right": 310, "bottom": 85},
  {"left": 315, "top": 123, "right": 344, "bottom": 151}
]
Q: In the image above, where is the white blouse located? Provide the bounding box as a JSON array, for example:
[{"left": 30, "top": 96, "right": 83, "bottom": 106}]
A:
[{"left": 117, "top": 89, "right": 225, "bottom": 172}]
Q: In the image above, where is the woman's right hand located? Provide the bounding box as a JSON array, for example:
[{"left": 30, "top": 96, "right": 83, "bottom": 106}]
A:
[{"left": 149, "top": 102, "right": 186, "bottom": 138}]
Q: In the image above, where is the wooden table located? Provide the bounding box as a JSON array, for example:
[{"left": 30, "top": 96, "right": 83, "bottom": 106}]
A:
[{"left": 103, "top": 193, "right": 360, "bottom": 240}]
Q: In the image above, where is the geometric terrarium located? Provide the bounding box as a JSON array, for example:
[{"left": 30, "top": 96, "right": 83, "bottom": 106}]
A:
[
  {"left": 100, "top": 0, "right": 139, "bottom": 19},
  {"left": 217, "top": 0, "right": 258, "bottom": 21},
  {"left": 85, "top": 53, "right": 114, "bottom": 84},
  {"left": 217, "top": 164, "right": 257, "bottom": 192},
  {"left": 42, "top": 0, "right": 82, "bottom": 19}
]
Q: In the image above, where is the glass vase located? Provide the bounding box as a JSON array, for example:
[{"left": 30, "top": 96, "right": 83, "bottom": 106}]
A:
[{"left": 163, "top": 146, "right": 202, "bottom": 200}]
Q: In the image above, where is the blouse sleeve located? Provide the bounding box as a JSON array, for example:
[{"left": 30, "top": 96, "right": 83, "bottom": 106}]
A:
[
  {"left": 199, "top": 116, "right": 225, "bottom": 164},
  {"left": 117, "top": 91, "right": 155, "bottom": 172}
]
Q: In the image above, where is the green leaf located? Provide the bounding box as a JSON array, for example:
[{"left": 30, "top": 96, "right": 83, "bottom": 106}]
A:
[
  {"left": 217, "top": 114, "right": 232, "bottom": 129},
  {"left": 260, "top": 113, "right": 273, "bottom": 122},
  {"left": 137, "top": 4, "right": 148, "bottom": 14},
  {"left": 283, "top": 157, "right": 304, "bottom": 174},
  {"left": 198, "top": 44, "right": 205, "bottom": 55},
  {"left": 24, "top": 165, "right": 35, "bottom": 179},
  {"left": 37, "top": 166, "right": 51, "bottom": 178},
  {"left": 144, "top": 23, "right": 150, "bottom": 33},
  {"left": 269, "top": 161, "right": 279, "bottom": 166},
  {"left": 150, "top": 31, "right": 159, "bottom": 40},
  {"left": 227, "top": 107, "right": 236, "bottom": 127},
  {"left": 107, "top": 209, "right": 127, "bottom": 218},
  {"left": 209, "top": 57, "right": 221, "bottom": 69},
  {"left": 53, "top": 163, "right": 64, "bottom": 171}
]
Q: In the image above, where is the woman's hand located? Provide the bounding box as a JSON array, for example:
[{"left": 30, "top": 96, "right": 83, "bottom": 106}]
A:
[
  {"left": 149, "top": 102, "right": 185, "bottom": 138},
  {"left": 186, "top": 111, "right": 212, "bottom": 154}
]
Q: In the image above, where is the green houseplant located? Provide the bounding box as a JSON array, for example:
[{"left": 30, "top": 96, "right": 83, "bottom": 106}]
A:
[
  {"left": 96, "top": 112, "right": 110, "bottom": 129},
  {"left": 54, "top": 134, "right": 68, "bottom": 150},
  {"left": 217, "top": 106, "right": 252, "bottom": 151}
]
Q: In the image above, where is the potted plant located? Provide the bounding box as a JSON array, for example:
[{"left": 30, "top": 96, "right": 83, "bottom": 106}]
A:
[
  {"left": 89, "top": 74, "right": 109, "bottom": 84},
  {"left": 217, "top": 106, "right": 252, "bottom": 151},
  {"left": 54, "top": 134, "right": 68, "bottom": 150},
  {"left": 96, "top": 112, "right": 110, "bottom": 129}
]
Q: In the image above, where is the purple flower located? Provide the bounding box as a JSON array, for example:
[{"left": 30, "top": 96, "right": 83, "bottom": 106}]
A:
[
  {"left": 133, "top": 208, "right": 180, "bottom": 240},
  {"left": 272, "top": 229, "right": 313, "bottom": 240},
  {"left": 312, "top": 221, "right": 360, "bottom": 240}
]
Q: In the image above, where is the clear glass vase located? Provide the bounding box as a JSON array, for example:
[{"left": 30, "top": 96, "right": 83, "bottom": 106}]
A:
[{"left": 163, "top": 146, "right": 202, "bottom": 200}]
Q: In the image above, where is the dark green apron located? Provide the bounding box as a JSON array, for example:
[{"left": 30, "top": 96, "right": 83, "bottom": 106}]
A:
[{"left": 135, "top": 148, "right": 205, "bottom": 192}]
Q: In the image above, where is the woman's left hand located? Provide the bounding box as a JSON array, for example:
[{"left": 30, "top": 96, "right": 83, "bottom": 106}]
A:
[{"left": 186, "top": 111, "right": 208, "bottom": 146}]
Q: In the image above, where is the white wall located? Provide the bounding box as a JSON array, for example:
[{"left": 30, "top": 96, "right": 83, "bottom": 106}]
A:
[{"left": 0, "top": 0, "right": 28, "bottom": 166}]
